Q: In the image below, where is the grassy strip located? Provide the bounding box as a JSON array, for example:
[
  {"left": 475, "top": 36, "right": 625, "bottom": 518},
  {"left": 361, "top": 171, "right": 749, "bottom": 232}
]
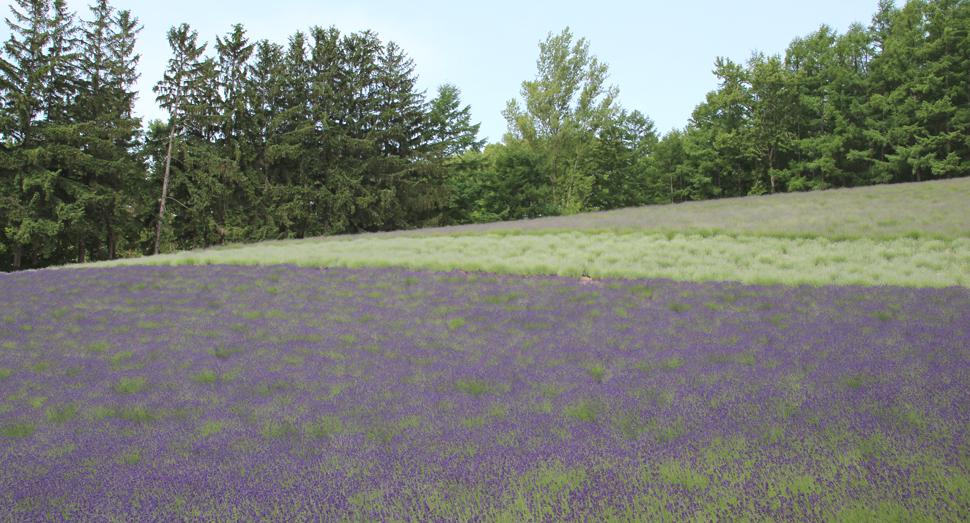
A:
[{"left": 83, "top": 232, "right": 970, "bottom": 288}]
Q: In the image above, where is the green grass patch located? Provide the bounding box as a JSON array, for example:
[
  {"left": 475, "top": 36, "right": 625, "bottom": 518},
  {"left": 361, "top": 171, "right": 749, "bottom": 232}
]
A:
[
  {"left": 113, "top": 377, "right": 148, "bottom": 394},
  {"left": 455, "top": 379, "right": 492, "bottom": 398},
  {"left": 46, "top": 404, "right": 79, "bottom": 423},
  {"left": 118, "top": 406, "right": 155, "bottom": 424},
  {"left": 2, "top": 423, "right": 36, "bottom": 438},
  {"left": 110, "top": 350, "right": 134, "bottom": 366},
  {"left": 564, "top": 399, "right": 603, "bottom": 423}
]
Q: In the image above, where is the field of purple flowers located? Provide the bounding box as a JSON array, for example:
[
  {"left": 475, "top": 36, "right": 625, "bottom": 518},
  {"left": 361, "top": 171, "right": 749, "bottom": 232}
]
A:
[{"left": 1, "top": 264, "right": 969, "bottom": 522}]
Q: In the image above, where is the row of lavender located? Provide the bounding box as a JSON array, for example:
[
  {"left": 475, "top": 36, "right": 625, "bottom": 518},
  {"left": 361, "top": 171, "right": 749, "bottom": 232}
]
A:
[{"left": 1, "top": 264, "right": 969, "bottom": 521}]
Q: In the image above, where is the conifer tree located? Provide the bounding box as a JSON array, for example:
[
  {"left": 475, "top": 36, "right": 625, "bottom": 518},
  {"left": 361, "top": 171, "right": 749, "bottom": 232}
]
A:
[
  {"left": 426, "top": 83, "right": 485, "bottom": 158},
  {"left": 151, "top": 23, "right": 208, "bottom": 254},
  {"left": 240, "top": 38, "right": 287, "bottom": 241},
  {"left": 0, "top": 0, "right": 79, "bottom": 268},
  {"left": 70, "top": 0, "right": 143, "bottom": 262},
  {"left": 211, "top": 24, "right": 254, "bottom": 244}
]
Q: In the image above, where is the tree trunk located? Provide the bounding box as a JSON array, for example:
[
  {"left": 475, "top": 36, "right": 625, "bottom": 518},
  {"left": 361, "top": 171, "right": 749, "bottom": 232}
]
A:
[
  {"left": 737, "top": 161, "right": 741, "bottom": 196},
  {"left": 12, "top": 244, "right": 20, "bottom": 269},
  {"left": 768, "top": 149, "right": 775, "bottom": 194},
  {"left": 105, "top": 207, "right": 115, "bottom": 260},
  {"left": 107, "top": 228, "right": 115, "bottom": 260},
  {"left": 551, "top": 153, "right": 559, "bottom": 209},
  {"left": 154, "top": 120, "right": 178, "bottom": 255},
  {"left": 78, "top": 239, "right": 85, "bottom": 264}
]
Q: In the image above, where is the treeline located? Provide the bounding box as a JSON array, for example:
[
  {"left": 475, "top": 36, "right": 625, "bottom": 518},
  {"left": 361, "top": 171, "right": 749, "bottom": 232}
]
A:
[
  {"left": 658, "top": 0, "right": 970, "bottom": 200},
  {"left": 0, "top": 0, "right": 142, "bottom": 270},
  {"left": 474, "top": 0, "right": 970, "bottom": 219},
  {"left": 1, "top": 0, "right": 968, "bottom": 272},
  {"left": 0, "top": 0, "right": 483, "bottom": 272}
]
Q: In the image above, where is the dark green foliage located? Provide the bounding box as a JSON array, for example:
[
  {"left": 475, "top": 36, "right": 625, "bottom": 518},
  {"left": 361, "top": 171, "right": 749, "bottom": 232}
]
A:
[
  {"left": 653, "top": 0, "right": 970, "bottom": 201},
  {"left": 2, "top": 11, "right": 478, "bottom": 269},
  {"left": 0, "top": 0, "right": 145, "bottom": 271},
  {"left": 156, "top": 24, "right": 455, "bottom": 247},
  {"left": 459, "top": 0, "right": 970, "bottom": 219},
  {"left": 469, "top": 141, "right": 557, "bottom": 221},
  {"left": 585, "top": 109, "right": 658, "bottom": 210},
  {"left": 426, "top": 83, "right": 486, "bottom": 158}
]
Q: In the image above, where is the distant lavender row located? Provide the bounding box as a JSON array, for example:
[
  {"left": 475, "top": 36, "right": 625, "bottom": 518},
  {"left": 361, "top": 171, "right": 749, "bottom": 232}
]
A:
[{"left": 1, "top": 264, "right": 969, "bottom": 522}]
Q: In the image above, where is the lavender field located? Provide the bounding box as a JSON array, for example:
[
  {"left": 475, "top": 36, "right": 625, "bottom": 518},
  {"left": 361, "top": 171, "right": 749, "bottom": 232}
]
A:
[{"left": 2, "top": 264, "right": 969, "bottom": 522}]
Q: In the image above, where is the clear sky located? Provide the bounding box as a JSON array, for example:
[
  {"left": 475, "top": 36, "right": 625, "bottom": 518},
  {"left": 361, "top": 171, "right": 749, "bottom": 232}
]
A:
[{"left": 3, "top": 0, "right": 886, "bottom": 144}]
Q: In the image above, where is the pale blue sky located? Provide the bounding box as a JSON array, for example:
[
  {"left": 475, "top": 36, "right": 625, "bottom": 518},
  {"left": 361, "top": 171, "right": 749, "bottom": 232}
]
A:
[{"left": 4, "top": 0, "right": 885, "bottom": 144}]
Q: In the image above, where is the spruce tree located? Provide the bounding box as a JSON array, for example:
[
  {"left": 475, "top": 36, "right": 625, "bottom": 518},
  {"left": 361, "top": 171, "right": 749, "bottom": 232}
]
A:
[
  {"left": 151, "top": 23, "right": 208, "bottom": 255},
  {"left": 212, "top": 24, "right": 254, "bottom": 245},
  {"left": 240, "top": 38, "right": 287, "bottom": 241},
  {"left": 71, "top": 0, "right": 144, "bottom": 262},
  {"left": 426, "top": 83, "right": 485, "bottom": 158},
  {"left": 0, "top": 0, "right": 79, "bottom": 269}
]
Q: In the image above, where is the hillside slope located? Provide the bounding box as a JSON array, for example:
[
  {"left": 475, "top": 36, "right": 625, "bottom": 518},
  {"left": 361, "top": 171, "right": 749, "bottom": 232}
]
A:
[
  {"left": 66, "top": 179, "right": 970, "bottom": 288},
  {"left": 357, "top": 177, "right": 970, "bottom": 242}
]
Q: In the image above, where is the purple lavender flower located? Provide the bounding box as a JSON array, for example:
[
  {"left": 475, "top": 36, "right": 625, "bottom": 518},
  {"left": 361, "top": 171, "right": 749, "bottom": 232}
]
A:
[{"left": 0, "top": 265, "right": 967, "bottom": 521}]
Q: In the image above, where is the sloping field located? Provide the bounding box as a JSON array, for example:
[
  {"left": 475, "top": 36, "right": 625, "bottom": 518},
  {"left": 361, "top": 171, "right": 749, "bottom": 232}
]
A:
[
  {"left": 79, "top": 178, "right": 970, "bottom": 288},
  {"left": 362, "top": 177, "right": 970, "bottom": 241},
  {"left": 2, "top": 179, "right": 969, "bottom": 522}
]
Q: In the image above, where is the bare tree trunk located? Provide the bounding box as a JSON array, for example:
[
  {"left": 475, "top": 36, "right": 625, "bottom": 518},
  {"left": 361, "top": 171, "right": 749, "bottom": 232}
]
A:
[
  {"left": 105, "top": 208, "right": 115, "bottom": 260},
  {"left": 737, "top": 161, "right": 741, "bottom": 196},
  {"left": 551, "top": 153, "right": 558, "bottom": 209},
  {"left": 78, "top": 239, "right": 85, "bottom": 264},
  {"left": 12, "top": 244, "right": 20, "bottom": 269},
  {"left": 154, "top": 120, "right": 178, "bottom": 255},
  {"left": 670, "top": 172, "right": 674, "bottom": 204},
  {"left": 768, "top": 149, "right": 776, "bottom": 194}
]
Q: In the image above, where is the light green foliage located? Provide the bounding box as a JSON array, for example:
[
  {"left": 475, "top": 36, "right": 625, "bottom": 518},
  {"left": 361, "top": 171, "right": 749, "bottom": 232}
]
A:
[
  {"left": 46, "top": 404, "right": 79, "bottom": 423},
  {"left": 655, "top": 355, "right": 687, "bottom": 371},
  {"left": 261, "top": 419, "right": 299, "bottom": 441},
  {"left": 658, "top": 460, "right": 710, "bottom": 490},
  {"left": 1, "top": 423, "right": 36, "bottom": 439},
  {"left": 117, "top": 448, "right": 142, "bottom": 465},
  {"left": 584, "top": 362, "right": 608, "bottom": 383},
  {"left": 27, "top": 396, "right": 48, "bottom": 409},
  {"left": 118, "top": 406, "right": 155, "bottom": 424},
  {"left": 190, "top": 369, "right": 233, "bottom": 384},
  {"left": 110, "top": 350, "right": 134, "bottom": 366},
  {"left": 502, "top": 27, "right": 619, "bottom": 214},
  {"left": 564, "top": 399, "right": 602, "bottom": 423},
  {"left": 307, "top": 416, "right": 345, "bottom": 439},
  {"left": 455, "top": 379, "right": 491, "bottom": 397},
  {"left": 112, "top": 377, "right": 147, "bottom": 394},
  {"left": 197, "top": 420, "right": 226, "bottom": 438},
  {"left": 446, "top": 318, "right": 466, "bottom": 331}
]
